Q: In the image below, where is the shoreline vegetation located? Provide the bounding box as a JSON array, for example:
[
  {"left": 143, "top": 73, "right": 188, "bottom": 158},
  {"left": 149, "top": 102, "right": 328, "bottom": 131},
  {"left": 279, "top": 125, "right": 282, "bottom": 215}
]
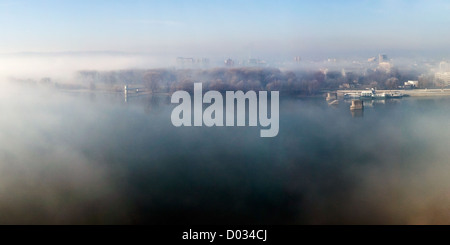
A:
[{"left": 8, "top": 67, "right": 450, "bottom": 97}]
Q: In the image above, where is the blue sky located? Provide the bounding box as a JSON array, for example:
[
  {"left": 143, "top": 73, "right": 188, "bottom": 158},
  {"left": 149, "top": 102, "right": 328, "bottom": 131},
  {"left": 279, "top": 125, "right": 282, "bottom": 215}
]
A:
[{"left": 1, "top": 0, "right": 450, "bottom": 58}]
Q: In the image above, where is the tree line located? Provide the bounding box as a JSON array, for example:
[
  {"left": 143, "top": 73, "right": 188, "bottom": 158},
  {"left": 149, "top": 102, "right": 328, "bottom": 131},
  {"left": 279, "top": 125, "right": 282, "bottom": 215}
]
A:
[{"left": 15, "top": 67, "right": 437, "bottom": 93}]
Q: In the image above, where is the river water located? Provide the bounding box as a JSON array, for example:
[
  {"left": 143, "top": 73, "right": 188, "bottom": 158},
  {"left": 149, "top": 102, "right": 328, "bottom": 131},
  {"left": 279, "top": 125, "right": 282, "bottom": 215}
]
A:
[{"left": 1, "top": 85, "right": 449, "bottom": 224}]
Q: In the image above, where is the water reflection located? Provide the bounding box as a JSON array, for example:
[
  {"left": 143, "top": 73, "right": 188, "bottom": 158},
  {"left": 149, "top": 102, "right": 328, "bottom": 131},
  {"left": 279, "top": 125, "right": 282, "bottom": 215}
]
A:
[{"left": 351, "top": 109, "right": 364, "bottom": 117}]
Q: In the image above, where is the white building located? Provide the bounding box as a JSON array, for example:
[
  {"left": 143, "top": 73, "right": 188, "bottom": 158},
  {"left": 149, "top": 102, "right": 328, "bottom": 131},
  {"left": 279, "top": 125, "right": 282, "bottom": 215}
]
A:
[{"left": 404, "top": 80, "right": 418, "bottom": 88}]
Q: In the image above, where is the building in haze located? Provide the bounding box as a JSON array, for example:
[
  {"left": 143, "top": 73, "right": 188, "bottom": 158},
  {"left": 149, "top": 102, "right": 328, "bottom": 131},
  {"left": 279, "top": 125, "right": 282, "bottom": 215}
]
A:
[
  {"left": 224, "top": 58, "right": 235, "bottom": 67},
  {"left": 177, "top": 57, "right": 195, "bottom": 65},
  {"left": 435, "top": 61, "right": 450, "bottom": 86},
  {"left": 435, "top": 72, "right": 450, "bottom": 85},
  {"left": 377, "top": 62, "right": 392, "bottom": 73},
  {"left": 378, "top": 54, "right": 388, "bottom": 63}
]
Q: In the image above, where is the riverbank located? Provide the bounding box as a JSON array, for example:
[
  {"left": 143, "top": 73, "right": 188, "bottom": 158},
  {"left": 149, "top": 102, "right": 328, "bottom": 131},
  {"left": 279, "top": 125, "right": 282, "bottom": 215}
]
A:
[{"left": 337, "top": 89, "right": 450, "bottom": 97}]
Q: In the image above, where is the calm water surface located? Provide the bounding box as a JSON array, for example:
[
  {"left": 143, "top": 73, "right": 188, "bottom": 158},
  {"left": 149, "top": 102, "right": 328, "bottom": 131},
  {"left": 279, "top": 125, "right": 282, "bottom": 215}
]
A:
[{"left": 1, "top": 85, "right": 449, "bottom": 224}]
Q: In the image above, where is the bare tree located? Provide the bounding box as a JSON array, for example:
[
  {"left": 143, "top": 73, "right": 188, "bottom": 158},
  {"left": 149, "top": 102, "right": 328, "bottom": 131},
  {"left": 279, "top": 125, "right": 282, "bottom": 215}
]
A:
[
  {"left": 385, "top": 77, "right": 400, "bottom": 89},
  {"left": 144, "top": 72, "right": 161, "bottom": 93}
]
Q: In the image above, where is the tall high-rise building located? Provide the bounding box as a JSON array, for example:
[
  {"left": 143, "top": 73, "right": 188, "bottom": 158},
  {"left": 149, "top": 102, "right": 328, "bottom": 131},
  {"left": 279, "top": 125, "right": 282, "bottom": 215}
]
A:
[
  {"left": 439, "top": 61, "right": 450, "bottom": 72},
  {"left": 378, "top": 54, "right": 388, "bottom": 63},
  {"left": 435, "top": 61, "right": 450, "bottom": 86}
]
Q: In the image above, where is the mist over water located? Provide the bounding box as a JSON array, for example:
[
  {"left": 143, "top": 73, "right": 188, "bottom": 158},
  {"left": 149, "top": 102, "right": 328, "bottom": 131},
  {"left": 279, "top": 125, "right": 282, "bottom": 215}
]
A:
[
  {"left": 3, "top": 0, "right": 450, "bottom": 227},
  {"left": 0, "top": 82, "right": 449, "bottom": 224}
]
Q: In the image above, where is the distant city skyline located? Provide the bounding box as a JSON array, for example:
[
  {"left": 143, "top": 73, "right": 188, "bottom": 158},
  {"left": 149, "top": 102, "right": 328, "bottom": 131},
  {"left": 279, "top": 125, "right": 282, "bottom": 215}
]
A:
[{"left": 1, "top": 0, "right": 450, "bottom": 59}]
